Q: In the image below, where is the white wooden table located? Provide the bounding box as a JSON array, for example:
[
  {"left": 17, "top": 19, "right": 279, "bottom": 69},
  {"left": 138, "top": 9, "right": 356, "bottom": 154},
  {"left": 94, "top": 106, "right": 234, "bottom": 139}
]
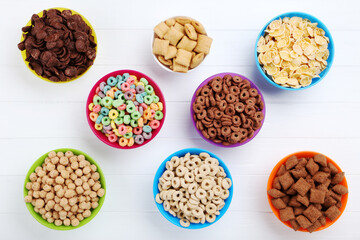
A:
[{"left": 1, "top": 0, "right": 359, "bottom": 239}]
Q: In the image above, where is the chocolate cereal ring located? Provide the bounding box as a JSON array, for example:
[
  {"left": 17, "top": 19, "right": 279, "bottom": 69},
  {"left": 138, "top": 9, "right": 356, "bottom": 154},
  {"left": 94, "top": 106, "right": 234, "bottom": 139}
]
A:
[
  {"left": 225, "top": 94, "right": 236, "bottom": 104},
  {"left": 224, "top": 105, "right": 235, "bottom": 116},
  {"left": 196, "top": 110, "right": 207, "bottom": 120},
  {"left": 234, "top": 102, "right": 245, "bottom": 113},
  {"left": 196, "top": 121, "right": 204, "bottom": 131},
  {"left": 230, "top": 132, "right": 241, "bottom": 143},
  {"left": 245, "top": 105, "right": 256, "bottom": 116},
  {"left": 240, "top": 89, "right": 250, "bottom": 100},
  {"left": 208, "top": 127, "right": 217, "bottom": 138},
  {"left": 222, "top": 84, "right": 230, "bottom": 94},
  {"left": 211, "top": 81, "right": 223, "bottom": 93},
  {"left": 201, "top": 129, "right": 210, "bottom": 139},
  {"left": 232, "top": 115, "right": 241, "bottom": 126},
  {"left": 215, "top": 92, "right": 225, "bottom": 101},
  {"left": 214, "top": 109, "right": 223, "bottom": 119},
  {"left": 254, "top": 111, "right": 264, "bottom": 122},
  {"left": 242, "top": 118, "right": 253, "bottom": 128},
  {"left": 196, "top": 96, "right": 206, "bottom": 105},
  {"left": 201, "top": 87, "right": 211, "bottom": 97},
  {"left": 230, "top": 126, "right": 241, "bottom": 132},
  {"left": 249, "top": 88, "right": 258, "bottom": 97},
  {"left": 209, "top": 96, "right": 216, "bottom": 106},
  {"left": 213, "top": 119, "right": 222, "bottom": 128},
  {"left": 217, "top": 100, "right": 227, "bottom": 111},
  {"left": 221, "top": 126, "right": 231, "bottom": 137},
  {"left": 223, "top": 75, "right": 232, "bottom": 86},
  {"left": 193, "top": 103, "right": 204, "bottom": 113},
  {"left": 232, "top": 75, "right": 242, "bottom": 83},
  {"left": 246, "top": 98, "right": 256, "bottom": 106},
  {"left": 229, "top": 86, "right": 240, "bottom": 95}
]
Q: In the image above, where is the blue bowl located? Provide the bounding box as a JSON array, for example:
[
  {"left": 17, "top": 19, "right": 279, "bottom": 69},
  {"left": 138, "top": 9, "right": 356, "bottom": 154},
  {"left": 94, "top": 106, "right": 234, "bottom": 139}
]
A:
[
  {"left": 255, "top": 12, "right": 334, "bottom": 90},
  {"left": 153, "top": 148, "right": 233, "bottom": 229}
]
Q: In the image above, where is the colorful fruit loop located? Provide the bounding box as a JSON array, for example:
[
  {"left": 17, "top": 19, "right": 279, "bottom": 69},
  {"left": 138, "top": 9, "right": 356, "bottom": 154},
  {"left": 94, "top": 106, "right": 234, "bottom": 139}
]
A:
[
  {"left": 88, "top": 73, "right": 164, "bottom": 147},
  {"left": 257, "top": 17, "right": 329, "bottom": 88}
]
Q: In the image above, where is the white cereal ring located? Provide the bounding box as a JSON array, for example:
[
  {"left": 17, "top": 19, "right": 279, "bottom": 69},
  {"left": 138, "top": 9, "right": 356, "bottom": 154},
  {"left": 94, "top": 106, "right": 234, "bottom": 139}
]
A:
[
  {"left": 195, "top": 174, "right": 205, "bottom": 183},
  {"left": 183, "top": 204, "right": 192, "bottom": 216},
  {"left": 163, "top": 170, "right": 174, "bottom": 180},
  {"left": 206, "top": 189, "right": 214, "bottom": 200},
  {"left": 212, "top": 186, "right": 222, "bottom": 196},
  {"left": 184, "top": 153, "right": 191, "bottom": 160},
  {"left": 191, "top": 207, "right": 204, "bottom": 218},
  {"left": 169, "top": 209, "right": 176, "bottom": 217},
  {"left": 170, "top": 156, "right": 180, "bottom": 168},
  {"left": 192, "top": 157, "right": 202, "bottom": 167},
  {"left": 166, "top": 161, "right": 174, "bottom": 171},
  {"left": 172, "top": 203, "right": 180, "bottom": 213},
  {"left": 217, "top": 200, "right": 225, "bottom": 210},
  {"left": 221, "top": 178, "right": 232, "bottom": 190},
  {"left": 199, "top": 203, "right": 205, "bottom": 211},
  {"left": 215, "top": 211, "right": 220, "bottom": 215},
  {"left": 201, "top": 197, "right": 208, "bottom": 205},
  {"left": 200, "top": 216, "right": 206, "bottom": 224},
  {"left": 217, "top": 177, "right": 223, "bottom": 186},
  {"left": 177, "top": 211, "right": 185, "bottom": 219},
  {"left": 169, "top": 200, "right": 177, "bottom": 206},
  {"left": 166, "top": 189, "right": 176, "bottom": 200},
  {"left": 212, "top": 197, "right": 222, "bottom": 205},
  {"left": 205, "top": 203, "right": 217, "bottom": 214},
  {"left": 171, "top": 177, "right": 181, "bottom": 189},
  {"left": 209, "top": 165, "right": 219, "bottom": 176},
  {"left": 179, "top": 201, "right": 185, "bottom": 211},
  {"left": 155, "top": 193, "right": 163, "bottom": 204},
  {"left": 188, "top": 183, "right": 198, "bottom": 194},
  {"left": 185, "top": 160, "right": 196, "bottom": 170},
  {"left": 190, "top": 216, "right": 201, "bottom": 223},
  {"left": 189, "top": 198, "right": 199, "bottom": 206},
  {"left": 199, "top": 164, "right": 210, "bottom": 175},
  {"left": 193, "top": 167, "right": 200, "bottom": 176},
  {"left": 180, "top": 218, "right": 190, "bottom": 227},
  {"left": 158, "top": 183, "right": 163, "bottom": 192},
  {"left": 199, "top": 152, "right": 210, "bottom": 160},
  {"left": 162, "top": 180, "right": 172, "bottom": 190},
  {"left": 180, "top": 178, "right": 189, "bottom": 188},
  {"left": 201, "top": 179, "right": 213, "bottom": 190},
  {"left": 220, "top": 189, "right": 230, "bottom": 200},
  {"left": 172, "top": 191, "right": 183, "bottom": 201},
  {"left": 205, "top": 213, "right": 216, "bottom": 223},
  {"left": 163, "top": 200, "right": 170, "bottom": 211},
  {"left": 217, "top": 166, "right": 226, "bottom": 177},
  {"left": 175, "top": 166, "right": 187, "bottom": 177},
  {"left": 195, "top": 188, "right": 207, "bottom": 199},
  {"left": 184, "top": 172, "right": 195, "bottom": 183}
]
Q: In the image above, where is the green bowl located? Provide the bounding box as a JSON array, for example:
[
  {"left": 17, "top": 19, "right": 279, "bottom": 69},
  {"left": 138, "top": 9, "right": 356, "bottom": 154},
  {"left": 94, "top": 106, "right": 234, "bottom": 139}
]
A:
[{"left": 24, "top": 148, "right": 106, "bottom": 230}]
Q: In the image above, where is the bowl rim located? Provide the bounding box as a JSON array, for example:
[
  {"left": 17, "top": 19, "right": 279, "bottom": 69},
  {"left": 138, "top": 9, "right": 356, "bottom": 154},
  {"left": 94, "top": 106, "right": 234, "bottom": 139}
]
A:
[
  {"left": 86, "top": 69, "right": 166, "bottom": 149},
  {"left": 19, "top": 7, "right": 97, "bottom": 83},
  {"left": 190, "top": 72, "right": 266, "bottom": 148},
  {"left": 267, "top": 151, "right": 348, "bottom": 232},
  {"left": 254, "top": 11, "right": 335, "bottom": 91},
  {"left": 153, "top": 148, "right": 233, "bottom": 229},
  {"left": 151, "top": 15, "right": 209, "bottom": 73},
  {"left": 24, "top": 148, "right": 106, "bottom": 230}
]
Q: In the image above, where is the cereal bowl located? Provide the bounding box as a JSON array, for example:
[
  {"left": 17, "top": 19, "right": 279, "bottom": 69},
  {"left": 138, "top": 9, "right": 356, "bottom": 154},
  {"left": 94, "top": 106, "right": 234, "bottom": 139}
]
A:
[
  {"left": 255, "top": 12, "right": 334, "bottom": 90},
  {"left": 24, "top": 148, "right": 106, "bottom": 230},
  {"left": 18, "top": 7, "right": 97, "bottom": 83},
  {"left": 86, "top": 70, "right": 166, "bottom": 149},
  {"left": 267, "top": 151, "right": 348, "bottom": 232},
  {"left": 190, "top": 72, "right": 266, "bottom": 148},
  {"left": 153, "top": 148, "right": 233, "bottom": 229},
  {"left": 152, "top": 16, "right": 212, "bottom": 73}
]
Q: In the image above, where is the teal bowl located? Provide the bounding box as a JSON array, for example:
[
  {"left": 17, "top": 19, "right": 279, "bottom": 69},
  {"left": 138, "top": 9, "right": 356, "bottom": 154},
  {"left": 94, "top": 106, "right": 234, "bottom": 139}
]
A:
[
  {"left": 24, "top": 148, "right": 106, "bottom": 230},
  {"left": 255, "top": 12, "right": 334, "bottom": 90},
  {"left": 153, "top": 148, "right": 233, "bottom": 229}
]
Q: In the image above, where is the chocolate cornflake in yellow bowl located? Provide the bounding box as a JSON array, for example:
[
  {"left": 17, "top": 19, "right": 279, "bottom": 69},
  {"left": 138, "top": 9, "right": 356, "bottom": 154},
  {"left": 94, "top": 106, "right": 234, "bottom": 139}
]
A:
[{"left": 18, "top": 8, "right": 97, "bottom": 83}]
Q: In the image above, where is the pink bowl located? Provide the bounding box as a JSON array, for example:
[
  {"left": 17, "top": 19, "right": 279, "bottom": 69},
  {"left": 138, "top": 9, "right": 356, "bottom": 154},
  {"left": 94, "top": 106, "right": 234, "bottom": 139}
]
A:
[
  {"left": 190, "top": 72, "right": 266, "bottom": 148},
  {"left": 86, "top": 70, "right": 166, "bottom": 149}
]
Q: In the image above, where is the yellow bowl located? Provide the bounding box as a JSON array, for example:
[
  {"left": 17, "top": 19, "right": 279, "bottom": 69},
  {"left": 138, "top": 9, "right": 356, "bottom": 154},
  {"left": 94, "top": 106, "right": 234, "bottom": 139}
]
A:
[{"left": 19, "top": 7, "right": 97, "bottom": 83}]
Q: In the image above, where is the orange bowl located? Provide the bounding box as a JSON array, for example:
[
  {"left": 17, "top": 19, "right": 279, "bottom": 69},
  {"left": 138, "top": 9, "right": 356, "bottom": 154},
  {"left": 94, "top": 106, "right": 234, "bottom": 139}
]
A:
[{"left": 267, "top": 151, "right": 348, "bottom": 232}]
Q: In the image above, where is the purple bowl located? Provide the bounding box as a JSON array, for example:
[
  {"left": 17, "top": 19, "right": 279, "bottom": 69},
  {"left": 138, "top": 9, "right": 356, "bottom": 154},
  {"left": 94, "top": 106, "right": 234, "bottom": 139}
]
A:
[{"left": 190, "top": 72, "right": 266, "bottom": 148}]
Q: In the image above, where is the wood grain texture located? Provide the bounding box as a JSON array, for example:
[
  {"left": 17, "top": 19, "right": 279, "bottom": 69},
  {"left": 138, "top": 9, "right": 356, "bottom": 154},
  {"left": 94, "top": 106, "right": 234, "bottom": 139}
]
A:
[{"left": 1, "top": 0, "right": 359, "bottom": 239}]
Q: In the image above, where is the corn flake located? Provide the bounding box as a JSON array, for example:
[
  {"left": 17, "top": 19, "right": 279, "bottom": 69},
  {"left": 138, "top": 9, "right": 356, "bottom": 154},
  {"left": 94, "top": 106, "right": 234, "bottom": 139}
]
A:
[{"left": 257, "top": 16, "right": 329, "bottom": 88}]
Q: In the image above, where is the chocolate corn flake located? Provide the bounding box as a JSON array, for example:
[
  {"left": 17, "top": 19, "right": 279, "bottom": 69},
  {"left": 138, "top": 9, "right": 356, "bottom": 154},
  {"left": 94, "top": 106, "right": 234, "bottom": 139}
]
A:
[{"left": 18, "top": 9, "right": 96, "bottom": 82}]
